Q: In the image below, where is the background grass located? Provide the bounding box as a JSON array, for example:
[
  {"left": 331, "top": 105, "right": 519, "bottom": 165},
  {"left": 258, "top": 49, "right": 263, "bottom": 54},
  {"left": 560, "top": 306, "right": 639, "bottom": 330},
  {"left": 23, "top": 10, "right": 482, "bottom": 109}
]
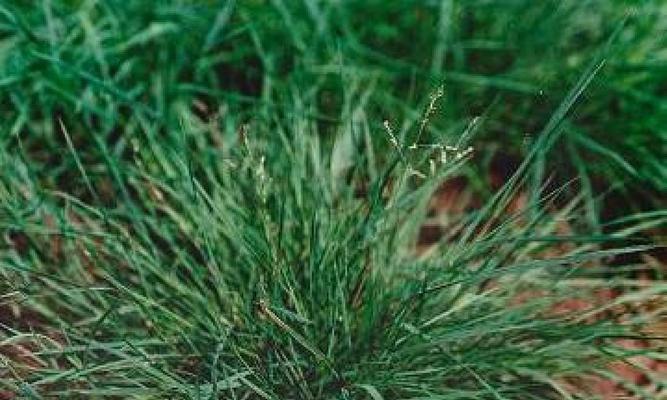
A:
[
  {"left": 1, "top": 0, "right": 666, "bottom": 398},
  {"left": 2, "top": 1, "right": 665, "bottom": 200}
]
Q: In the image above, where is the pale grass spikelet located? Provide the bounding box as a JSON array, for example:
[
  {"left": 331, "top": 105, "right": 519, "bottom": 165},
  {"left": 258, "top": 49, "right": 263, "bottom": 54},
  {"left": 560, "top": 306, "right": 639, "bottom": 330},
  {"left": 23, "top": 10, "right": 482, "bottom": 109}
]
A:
[
  {"left": 239, "top": 123, "right": 271, "bottom": 201},
  {"left": 414, "top": 85, "right": 445, "bottom": 147},
  {"left": 255, "top": 154, "right": 271, "bottom": 203},
  {"left": 256, "top": 155, "right": 267, "bottom": 181},
  {"left": 383, "top": 119, "right": 399, "bottom": 148},
  {"left": 407, "top": 166, "right": 426, "bottom": 179},
  {"left": 440, "top": 147, "right": 448, "bottom": 164},
  {"left": 454, "top": 146, "right": 474, "bottom": 160},
  {"left": 241, "top": 123, "right": 251, "bottom": 153}
]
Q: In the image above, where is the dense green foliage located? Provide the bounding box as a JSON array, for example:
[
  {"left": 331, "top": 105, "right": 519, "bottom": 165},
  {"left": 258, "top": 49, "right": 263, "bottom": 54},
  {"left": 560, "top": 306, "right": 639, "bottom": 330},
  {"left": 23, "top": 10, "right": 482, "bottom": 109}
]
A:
[
  {"left": 1, "top": 1, "right": 665, "bottom": 398},
  {"left": 2, "top": 1, "right": 665, "bottom": 197}
]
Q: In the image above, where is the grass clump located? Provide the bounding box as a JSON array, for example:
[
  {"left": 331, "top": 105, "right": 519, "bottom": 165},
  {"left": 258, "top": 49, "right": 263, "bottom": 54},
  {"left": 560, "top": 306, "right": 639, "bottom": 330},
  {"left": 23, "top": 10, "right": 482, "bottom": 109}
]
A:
[
  {"left": 1, "top": 1, "right": 665, "bottom": 399},
  {"left": 2, "top": 88, "right": 664, "bottom": 398}
]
